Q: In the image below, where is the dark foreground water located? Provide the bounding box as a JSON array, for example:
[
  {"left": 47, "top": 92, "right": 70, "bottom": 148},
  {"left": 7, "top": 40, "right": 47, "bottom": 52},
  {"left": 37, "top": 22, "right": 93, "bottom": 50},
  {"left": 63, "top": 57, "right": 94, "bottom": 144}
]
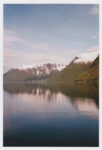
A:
[{"left": 3, "top": 83, "right": 99, "bottom": 147}]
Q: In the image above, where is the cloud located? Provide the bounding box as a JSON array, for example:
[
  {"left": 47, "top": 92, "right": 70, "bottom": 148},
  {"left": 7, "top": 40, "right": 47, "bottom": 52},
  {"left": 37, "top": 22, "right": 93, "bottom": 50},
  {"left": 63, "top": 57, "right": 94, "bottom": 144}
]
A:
[
  {"left": 3, "top": 48, "right": 65, "bottom": 73},
  {"left": 4, "top": 29, "right": 25, "bottom": 46},
  {"left": 91, "top": 31, "right": 99, "bottom": 39},
  {"left": 91, "top": 34, "right": 98, "bottom": 39},
  {"left": 4, "top": 29, "right": 49, "bottom": 50},
  {"left": 3, "top": 29, "right": 80, "bottom": 72},
  {"left": 85, "top": 46, "right": 99, "bottom": 53},
  {"left": 90, "top": 5, "right": 99, "bottom": 15}
]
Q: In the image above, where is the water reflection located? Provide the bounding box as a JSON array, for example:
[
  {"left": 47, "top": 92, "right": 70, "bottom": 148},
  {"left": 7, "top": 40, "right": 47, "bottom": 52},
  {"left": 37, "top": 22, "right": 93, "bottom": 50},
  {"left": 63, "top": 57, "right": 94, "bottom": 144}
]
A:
[
  {"left": 4, "top": 82, "right": 99, "bottom": 108},
  {"left": 72, "top": 98, "right": 98, "bottom": 118},
  {"left": 4, "top": 83, "right": 99, "bottom": 146}
]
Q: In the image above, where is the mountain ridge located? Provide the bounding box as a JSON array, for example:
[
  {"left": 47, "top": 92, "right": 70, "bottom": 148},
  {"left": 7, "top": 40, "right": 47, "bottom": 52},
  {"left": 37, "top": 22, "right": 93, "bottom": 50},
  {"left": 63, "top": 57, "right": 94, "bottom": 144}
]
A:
[
  {"left": 4, "top": 51, "right": 99, "bottom": 83},
  {"left": 4, "top": 63, "right": 66, "bottom": 82},
  {"left": 48, "top": 51, "right": 98, "bottom": 83}
]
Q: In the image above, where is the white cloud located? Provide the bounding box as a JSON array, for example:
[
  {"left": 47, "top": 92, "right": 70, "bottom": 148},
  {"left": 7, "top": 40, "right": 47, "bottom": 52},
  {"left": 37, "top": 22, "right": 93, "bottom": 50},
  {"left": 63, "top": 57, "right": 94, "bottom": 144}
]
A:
[
  {"left": 3, "top": 48, "right": 65, "bottom": 73},
  {"left": 4, "top": 29, "right": 25, "bottom": 46},
  {"left": 4, "top": 29, "right": 49, "bottom": 50},
  {"left": 91, "top": 31, "right": 99, "bottom": 39},
  {"left": 90, "top": 5, "right": 99, "bottom": 15},
  {"left": 85, "top": 46, "right": 99, "bottom": 53}
]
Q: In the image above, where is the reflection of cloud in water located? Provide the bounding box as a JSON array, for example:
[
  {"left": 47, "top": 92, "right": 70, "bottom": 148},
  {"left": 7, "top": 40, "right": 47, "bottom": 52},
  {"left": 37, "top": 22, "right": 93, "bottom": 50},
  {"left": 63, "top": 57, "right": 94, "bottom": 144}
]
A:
[{"left": 73, "top": 98, "right": 98, "bottom": 119}]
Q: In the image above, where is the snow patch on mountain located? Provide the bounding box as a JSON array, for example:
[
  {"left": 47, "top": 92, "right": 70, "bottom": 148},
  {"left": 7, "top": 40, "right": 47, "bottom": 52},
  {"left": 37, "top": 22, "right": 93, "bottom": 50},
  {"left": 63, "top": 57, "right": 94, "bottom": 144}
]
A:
[
  {"left": 73, "top": 51, "right": 98, "bottom": 64},
  {"left": 15, "top": 63, "right": 66, "bottom": 74},
  {"left": 56, "top": 64, "right": 66, "bottom": 71}
]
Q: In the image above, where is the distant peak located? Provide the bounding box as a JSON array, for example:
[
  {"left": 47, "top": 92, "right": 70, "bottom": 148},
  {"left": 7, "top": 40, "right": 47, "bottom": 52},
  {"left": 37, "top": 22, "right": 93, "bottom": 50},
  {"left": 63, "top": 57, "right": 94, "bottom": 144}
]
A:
[{"left": 12, "top": 63, "right": 66, "bottom": 72}]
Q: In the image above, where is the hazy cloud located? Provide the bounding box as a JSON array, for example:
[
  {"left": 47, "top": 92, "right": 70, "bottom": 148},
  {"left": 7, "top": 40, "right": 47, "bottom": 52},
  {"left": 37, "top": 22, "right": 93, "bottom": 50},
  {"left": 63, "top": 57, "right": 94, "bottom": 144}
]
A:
[
  {"left": 4, "top": 29, "right": 25, "bottom": 46},
  {"left": 3, "top": 48, "right": 66, "bottom": 73},
  {"left": 91, "top": 31, "right": 99, "bottom": 39},
  {"left": 85, "top": 46, "right": 99, "bottom": 53},
  {"left": 90, "top": 5, "right": 99, "bottom": 15},
  {"left": 91, "top": 35, "right": 98, "bottom": 39},
  {"left": 4, "top": 29, "right": 49, "bottom": 50}
]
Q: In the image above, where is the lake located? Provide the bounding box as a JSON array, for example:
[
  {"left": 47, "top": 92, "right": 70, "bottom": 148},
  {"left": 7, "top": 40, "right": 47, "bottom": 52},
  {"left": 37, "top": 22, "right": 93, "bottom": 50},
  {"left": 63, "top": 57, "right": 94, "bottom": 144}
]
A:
[{"left": 3, "top": 83, "right": 99, "bottom": 146}]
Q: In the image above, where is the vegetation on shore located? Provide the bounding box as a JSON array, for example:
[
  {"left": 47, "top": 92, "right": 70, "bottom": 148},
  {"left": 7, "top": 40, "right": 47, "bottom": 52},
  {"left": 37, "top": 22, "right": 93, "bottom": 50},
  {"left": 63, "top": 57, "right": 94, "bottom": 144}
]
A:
[{"left": 75, "top": 56, "right": 99, "bottom": 83}]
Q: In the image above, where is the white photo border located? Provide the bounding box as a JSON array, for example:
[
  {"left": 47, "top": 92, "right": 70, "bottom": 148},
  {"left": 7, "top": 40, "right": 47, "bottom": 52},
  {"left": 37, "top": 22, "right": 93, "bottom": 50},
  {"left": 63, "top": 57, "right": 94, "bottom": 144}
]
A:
[{"left": 0, "top": 0, "right": 101, "bottom": 150}]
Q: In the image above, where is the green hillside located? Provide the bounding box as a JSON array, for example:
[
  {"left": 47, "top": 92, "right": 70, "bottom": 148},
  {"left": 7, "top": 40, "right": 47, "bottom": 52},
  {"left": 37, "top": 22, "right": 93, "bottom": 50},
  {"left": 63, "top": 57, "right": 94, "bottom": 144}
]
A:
[
  {"left": 4, "top": 69, "right": 56, "bottom": 82},
  {"left": 4, "top": 69, "right": 30, "bottom": 82},
  {"left": 48, "top": 62, "right": 91, "bottom": 83},
  {"left": 75, "top": 56, "right": 99, "bottom": 83}
]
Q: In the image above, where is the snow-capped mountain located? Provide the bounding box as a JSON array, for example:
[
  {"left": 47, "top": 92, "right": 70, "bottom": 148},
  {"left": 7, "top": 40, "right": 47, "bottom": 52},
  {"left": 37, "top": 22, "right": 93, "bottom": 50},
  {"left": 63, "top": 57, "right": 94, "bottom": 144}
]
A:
[
  {"left": 4, "top": 63, "right": 66, "bottom": 82},
  {"left": 4, "top": 50, "right": 98, "bottom": 82},
  {"left": 14, "top": 63, "right": 66, "bottom": 75},
  {"left": 49, "top": 50, "right": 99, "bottom": 83},
  {"left": 72, "top": 51, "right": 98, "bottom": 64}
]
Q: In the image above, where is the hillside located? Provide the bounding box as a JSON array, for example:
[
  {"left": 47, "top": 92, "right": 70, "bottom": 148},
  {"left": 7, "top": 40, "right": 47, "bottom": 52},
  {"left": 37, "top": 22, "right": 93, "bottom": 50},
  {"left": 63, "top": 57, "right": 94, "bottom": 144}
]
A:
[
  {"left": 48, "top": 51, "right": 98, "bottom": 83},
  {"left": 48, "top": 62, "right": 91, "bottom": 83},
  {"left": 75, "top": 56, "right": 99, "bottom": 83}
]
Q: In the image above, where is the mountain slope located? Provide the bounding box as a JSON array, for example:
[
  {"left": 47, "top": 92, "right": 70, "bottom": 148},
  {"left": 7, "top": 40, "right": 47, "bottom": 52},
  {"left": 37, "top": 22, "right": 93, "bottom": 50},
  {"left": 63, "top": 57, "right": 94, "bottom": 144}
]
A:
[
  {"left": 75, "top": 56, "right": 99, "bottom": 83},
  {"left": 49, "top": 51, "right": 98, "bottom": 83},
  {"left": 48, "top": 62, "right": 91, "bottom": 83},
  {"left": 4, "top": 63, "right": 65, "bottom": 82}
]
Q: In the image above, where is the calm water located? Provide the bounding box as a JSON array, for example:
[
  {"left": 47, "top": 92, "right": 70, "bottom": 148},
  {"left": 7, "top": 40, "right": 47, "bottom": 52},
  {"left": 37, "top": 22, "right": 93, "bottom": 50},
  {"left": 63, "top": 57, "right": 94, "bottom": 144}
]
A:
[{"left": 3, "top": 83, "right": 99, "bottom": 146}]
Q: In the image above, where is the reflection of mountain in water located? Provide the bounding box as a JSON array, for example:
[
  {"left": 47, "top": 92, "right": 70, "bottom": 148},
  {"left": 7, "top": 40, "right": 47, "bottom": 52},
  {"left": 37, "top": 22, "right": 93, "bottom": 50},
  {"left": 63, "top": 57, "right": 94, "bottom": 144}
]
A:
[
  {"left": 4, "top": 82, "right": 99, "bottom": 108},
  {"left": 4, "top": 82, "right": 99, "bottom": 147},
  {"left": 72, "top": 97, "right": 98, "bottom": 118},
  {"left": 4, "top": 82, "right": 98, "bottom": 97}
]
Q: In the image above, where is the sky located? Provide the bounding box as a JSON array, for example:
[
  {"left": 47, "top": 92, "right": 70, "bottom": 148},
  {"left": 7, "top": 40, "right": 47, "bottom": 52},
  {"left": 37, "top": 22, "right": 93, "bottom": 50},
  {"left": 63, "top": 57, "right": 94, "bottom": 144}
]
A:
[{"left": 4, "top": 4, "right": 99, "bottom": 72}]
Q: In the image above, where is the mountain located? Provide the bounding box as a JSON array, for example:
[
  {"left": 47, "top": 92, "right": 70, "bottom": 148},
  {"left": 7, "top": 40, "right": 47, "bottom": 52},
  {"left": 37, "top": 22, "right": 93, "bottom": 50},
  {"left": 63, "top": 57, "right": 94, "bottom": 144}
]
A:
[
  {"left": 75, "top": 56, "right": 99, "bottom": 83},
  {"left": 4, "top": 50, "right": 98, "bottom": 83},
  {"left": 4, "top": 63, "right": 66, "bottom": 82},
  {"left": 49, "top": 51, "right": 98, "bottom": 83}
]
